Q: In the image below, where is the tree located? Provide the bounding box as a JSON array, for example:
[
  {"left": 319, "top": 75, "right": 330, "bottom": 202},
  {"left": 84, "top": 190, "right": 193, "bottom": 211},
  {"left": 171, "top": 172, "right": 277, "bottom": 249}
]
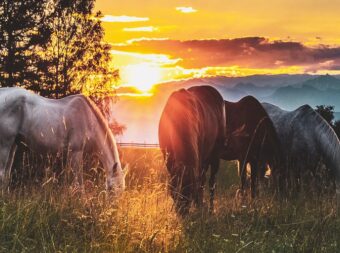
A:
[
  {"left": 0, "top": 0, "right": 51, "bottom": 87},
  {"left": 40, "top": 0, "right": 124, "bottom": 132},
  {"left": 315, "top": 105, "right": 335, "bottom": 125},
  {"left": 315, "top": 105, "right": 340, "bottom": 139},
  {"left": 37, "top": 0, "right": 118, "bottom": 99}
]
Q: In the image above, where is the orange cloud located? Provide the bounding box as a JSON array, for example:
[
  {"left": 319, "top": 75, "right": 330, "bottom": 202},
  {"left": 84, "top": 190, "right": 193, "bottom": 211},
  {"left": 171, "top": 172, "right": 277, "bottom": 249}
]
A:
[{"left": 112, "top": 37, "right": 340, "bottom": 71}]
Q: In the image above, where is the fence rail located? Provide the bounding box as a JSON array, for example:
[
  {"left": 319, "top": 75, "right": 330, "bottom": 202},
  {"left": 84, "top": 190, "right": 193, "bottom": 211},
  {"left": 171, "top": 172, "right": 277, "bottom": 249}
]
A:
[{"left": 117, "top": 142, "right": 159, "bottom": 148}]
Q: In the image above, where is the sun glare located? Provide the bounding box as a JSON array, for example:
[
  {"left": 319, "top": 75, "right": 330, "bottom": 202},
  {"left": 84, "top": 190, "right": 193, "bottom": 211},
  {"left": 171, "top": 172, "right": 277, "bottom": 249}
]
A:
[{"left": 122, "top": 63, "right": 161, "bottom": 92}]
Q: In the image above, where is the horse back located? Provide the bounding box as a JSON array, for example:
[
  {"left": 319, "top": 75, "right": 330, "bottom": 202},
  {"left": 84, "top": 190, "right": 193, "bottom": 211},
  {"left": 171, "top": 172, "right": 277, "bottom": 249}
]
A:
[
  {"left": 2, "top": 91, "right": 95, "bottom": 153},
  {"left": 0, "top": 88, "right": 28, "bottom": 139}
]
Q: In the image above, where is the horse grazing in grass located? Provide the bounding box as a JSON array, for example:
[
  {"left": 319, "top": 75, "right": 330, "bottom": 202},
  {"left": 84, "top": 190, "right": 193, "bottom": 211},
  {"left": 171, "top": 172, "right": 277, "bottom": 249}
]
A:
[
  {"left": 0, "top": 87, "right": 126, "bottom": 194},
  {"left": 263, "top": 103, "right": 340, "bottom": 203},
  {"left": 159, "top": 85, "right": 225, "bottom": 215},
  {"left": 219, "top": 96, "right": 281, "bottom": 198}
]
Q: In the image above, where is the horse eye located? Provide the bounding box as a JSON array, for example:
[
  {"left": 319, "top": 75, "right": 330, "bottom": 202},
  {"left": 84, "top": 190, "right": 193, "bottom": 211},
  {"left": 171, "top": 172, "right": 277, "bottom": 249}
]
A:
[{"left": 112, "top": 163, "right": 118, "bottom": 174}]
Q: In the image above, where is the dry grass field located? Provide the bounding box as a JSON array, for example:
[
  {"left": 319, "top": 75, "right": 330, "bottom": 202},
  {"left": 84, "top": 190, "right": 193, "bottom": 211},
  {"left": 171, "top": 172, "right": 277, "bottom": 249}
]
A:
[{"left": 0, "top": 148, "right": 338, "bottom": 252}]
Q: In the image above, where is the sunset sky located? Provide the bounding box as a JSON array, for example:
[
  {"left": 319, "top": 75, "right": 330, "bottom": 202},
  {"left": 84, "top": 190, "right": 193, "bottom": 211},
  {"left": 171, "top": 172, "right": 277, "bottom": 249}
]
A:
[{"left": 95, "top": 0, "right": 340, "bottom": 93}]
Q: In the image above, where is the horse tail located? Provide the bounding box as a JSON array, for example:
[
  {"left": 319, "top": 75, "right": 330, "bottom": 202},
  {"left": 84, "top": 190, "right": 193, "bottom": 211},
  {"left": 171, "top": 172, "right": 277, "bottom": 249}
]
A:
[{"left": 312, "top": 110, "right": 340, "bottom": 209}]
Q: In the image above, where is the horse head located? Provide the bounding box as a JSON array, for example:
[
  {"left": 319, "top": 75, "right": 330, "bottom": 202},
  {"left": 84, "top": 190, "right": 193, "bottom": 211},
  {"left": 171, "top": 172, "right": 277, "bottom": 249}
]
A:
[
  {"left": 107, "top": 162, "right": 128, "bottom": 195},
  {"left": 164, "top": 152, "right": 197, "bottom": 216}
]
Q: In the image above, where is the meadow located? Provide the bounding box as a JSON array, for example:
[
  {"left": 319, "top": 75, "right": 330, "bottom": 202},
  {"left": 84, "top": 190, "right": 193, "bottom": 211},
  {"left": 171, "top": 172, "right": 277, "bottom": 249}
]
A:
[{"left": 0, "top": 148, "right": 338, "bottom": 253}]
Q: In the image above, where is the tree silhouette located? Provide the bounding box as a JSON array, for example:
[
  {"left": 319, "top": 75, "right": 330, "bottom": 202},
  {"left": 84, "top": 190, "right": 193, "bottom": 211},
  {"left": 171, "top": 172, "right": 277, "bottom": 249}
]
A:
[
  {"left": 37, "top": 0, "right": 117, "bottom": 99},
  {"left": 315, "top": 105, "right": 340, "bottom": 139},
  {"left": 315, "top": 105, "right": 334, "bottom": 125},
  {"left": 0, "top": 0, "right": 51, "bottom": 87},
  {"left": 1, "top": 0, "right": 118, "bottom": 99}
]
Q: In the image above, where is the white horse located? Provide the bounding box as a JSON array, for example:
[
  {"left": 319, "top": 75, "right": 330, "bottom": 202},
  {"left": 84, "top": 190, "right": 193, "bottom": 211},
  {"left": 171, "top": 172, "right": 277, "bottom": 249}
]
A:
[
  {"left": 0, "top": 87, "right": 126, "bottom": 194},
  {"left": 262, "top": 103, "right": 340, "bottom": 203}
]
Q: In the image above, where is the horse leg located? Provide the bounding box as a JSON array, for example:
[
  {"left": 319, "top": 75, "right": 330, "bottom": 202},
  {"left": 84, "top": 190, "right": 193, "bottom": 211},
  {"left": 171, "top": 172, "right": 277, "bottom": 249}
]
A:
[
  {"left": 250, "top": 160, "right": 258, "bottom": 199},
  {"left": 68, "top": 151, "right": 84, "bottom": 191},
  {"left": 0, "top": 140, "right": 17, "bottom": 191},
  {"left": 209, "top": 159, "right": 219, "bottom": 213},
  {"left": 239, "top": 158, "right": 248, "bottom": 196},
  {"left": 195, "top": 164, "right": 207, "bottom": 208},
  {"left": 279, "top": 163, "right": 288, "bottom": 199},
  {"left": 337, "top": 185, "right": 340, "bottom": 213},
  {"left": 295, "top": 167, "right": 301, "bottom": 195}
]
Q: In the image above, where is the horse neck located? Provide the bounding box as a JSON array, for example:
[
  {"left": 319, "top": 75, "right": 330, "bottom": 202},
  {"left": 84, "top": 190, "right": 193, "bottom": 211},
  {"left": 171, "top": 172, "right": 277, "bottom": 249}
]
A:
[
  {"left": 94, "top": 128, "right": 120, "bottom": 170},
  {"left": 225, "top": 102, "right": 243, "bottom": 136}
]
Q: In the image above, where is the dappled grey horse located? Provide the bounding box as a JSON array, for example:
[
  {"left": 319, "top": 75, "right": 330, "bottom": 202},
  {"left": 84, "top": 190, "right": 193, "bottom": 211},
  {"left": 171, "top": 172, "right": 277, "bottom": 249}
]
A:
[
  {"left": 0, "top": 87, "right": 126, "bottom": 193},
  {"left": 263, "top": 103, "right": 340, "bottom": 204}
]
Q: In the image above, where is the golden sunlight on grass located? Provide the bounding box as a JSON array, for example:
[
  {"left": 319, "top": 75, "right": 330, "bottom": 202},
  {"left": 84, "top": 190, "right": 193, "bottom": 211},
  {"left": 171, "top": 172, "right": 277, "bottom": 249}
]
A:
[{"left": 0, "top": 148, "right": 337, "bottom": 252}]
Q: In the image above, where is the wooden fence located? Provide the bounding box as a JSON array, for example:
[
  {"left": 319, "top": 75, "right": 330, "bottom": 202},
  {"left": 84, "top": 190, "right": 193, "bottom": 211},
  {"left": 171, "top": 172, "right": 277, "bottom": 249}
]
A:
[{"left": 117, "top": 142, "right": 159, "bottom": 148}]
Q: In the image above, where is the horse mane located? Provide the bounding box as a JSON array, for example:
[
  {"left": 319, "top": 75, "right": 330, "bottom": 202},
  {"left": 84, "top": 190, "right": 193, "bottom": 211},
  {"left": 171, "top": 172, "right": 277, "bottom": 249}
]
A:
[
  {"left": 188, "top": 85, "right": 226, "bottom": 139},
  {"left": 293, "top": 104, "right": 340, "bottom": 181},
  {"left": 159, "top": 89, "right": 200, "bottom": 169},
  {"left": 80, "top": 95, "right": 118, "bottom": 152},
  {"left": 231, "top": 96, "right": 278, "bottom": 138},
  {"left": 242, "top": 97, "right": 280, "bottom": 142}
]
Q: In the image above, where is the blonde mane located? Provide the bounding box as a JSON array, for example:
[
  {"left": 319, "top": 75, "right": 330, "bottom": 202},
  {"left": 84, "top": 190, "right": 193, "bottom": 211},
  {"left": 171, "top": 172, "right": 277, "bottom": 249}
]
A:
[{"left": 81, "top": 96, "right": 119, "bottom": 161}]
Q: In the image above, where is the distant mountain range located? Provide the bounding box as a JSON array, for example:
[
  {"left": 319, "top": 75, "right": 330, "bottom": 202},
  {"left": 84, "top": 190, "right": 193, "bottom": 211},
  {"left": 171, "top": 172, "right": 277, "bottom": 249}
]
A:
[
  {"left": 152, "top": 74, "right": 340, "bottom": 110},
  {"left": 113, "top": 74, "right": 340, "bottom": 142},
  {"left": 265, "top": 75, "right": 340, "bottom": 111}
]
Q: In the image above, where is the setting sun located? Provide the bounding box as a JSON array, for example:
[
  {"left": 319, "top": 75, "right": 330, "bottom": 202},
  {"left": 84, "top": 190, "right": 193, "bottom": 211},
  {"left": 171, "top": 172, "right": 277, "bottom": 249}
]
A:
[{"left": 120, "top": 63, "right": 161, "bottom": 92}]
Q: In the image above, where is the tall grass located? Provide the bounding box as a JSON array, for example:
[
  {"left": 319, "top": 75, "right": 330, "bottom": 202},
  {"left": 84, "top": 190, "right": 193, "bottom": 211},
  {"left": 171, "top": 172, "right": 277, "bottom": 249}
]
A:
[{"left": 0, "top": 148, "right": 338, "bottom": 252}]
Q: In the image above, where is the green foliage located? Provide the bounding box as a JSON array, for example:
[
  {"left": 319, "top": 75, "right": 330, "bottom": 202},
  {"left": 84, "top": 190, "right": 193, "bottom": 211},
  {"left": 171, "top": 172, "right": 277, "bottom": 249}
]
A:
[{"left": 0, "top": 148, "right": 337, "bottom": 252}]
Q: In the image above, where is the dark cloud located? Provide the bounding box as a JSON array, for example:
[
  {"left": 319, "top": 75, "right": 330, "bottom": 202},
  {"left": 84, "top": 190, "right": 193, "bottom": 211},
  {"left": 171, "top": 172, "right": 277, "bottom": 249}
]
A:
[{"left": 112, "top": 37, "right": 340, "bottom": 70}]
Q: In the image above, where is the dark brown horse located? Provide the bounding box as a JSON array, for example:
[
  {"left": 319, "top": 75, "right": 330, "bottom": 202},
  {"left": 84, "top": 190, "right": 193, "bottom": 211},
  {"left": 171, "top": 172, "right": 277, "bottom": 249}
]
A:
[
  {"left": 158, "top": 85, "right": 225, "bottom": 215},
  {"left": 220, "top": 96, "right": 280, "bottom": 199}
]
